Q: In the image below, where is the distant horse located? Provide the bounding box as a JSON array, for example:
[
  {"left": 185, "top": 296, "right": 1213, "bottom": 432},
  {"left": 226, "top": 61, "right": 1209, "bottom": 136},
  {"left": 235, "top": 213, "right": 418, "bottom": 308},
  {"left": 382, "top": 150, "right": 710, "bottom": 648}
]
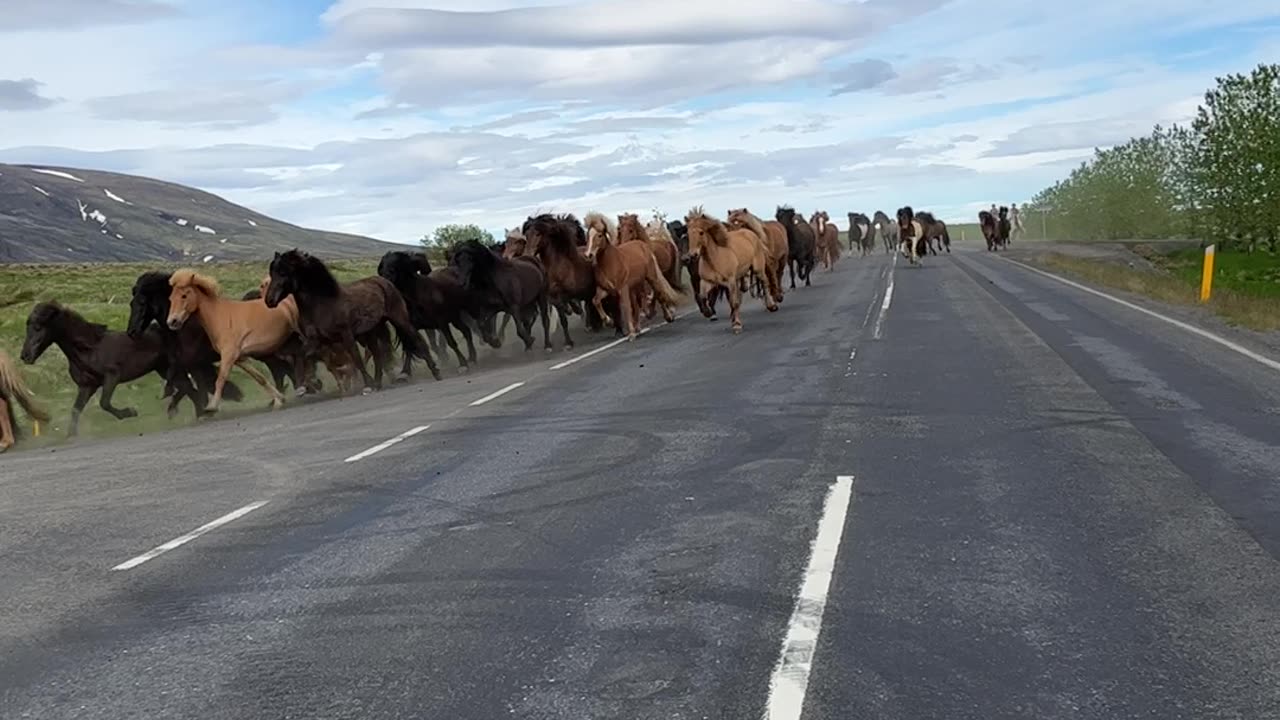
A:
[
  {"left": 522, "top": 213, "right": 600, "bottom": 349},
  {"left": 873, "top": 210, "right": 898, "bottom": 255},
  {"left": 915, "top": 211, "right": 950, "bottom": 254},
  {"left": 727, "top": 208, "right": 786, "bottom": 304},
  {"left": 167, "top": 270, "right": 296, "bottom": 412},
  {"left": 379, "top": 250, "right": 477, "bottom": 369},
  {"left": 128, "top": 270, "right": 244, "bottom": 414},
  {"left": 686, "top": 207, "right": 777, "bottom": 333},
  {"left": 265, "top": 250, "right": 441, "bottom": 389},
  {"left": 810, "top": 211, "right": 841, "bottom": 271},
  {"left": 584, "top": 211, "right": 682, "bottom": 340},
  {"left": 0, "top": 348, "right": 49, "bottom": 452},
  {"left": 979, "top": 210, "right": 999, "bottom": 251},
  {"left": 848, "top": 212, "right": 874, "bottom": 256},
  {"left": 448, "top": 239, "right": 553, "bottom": 352},
  {"left": 997, "top": 206, "right": 1011, "bottom": 249},
  {"left": 21, "top": 301, "right": 198, "bottom": 436},
  {"left": 896, "top": 206, "right": 927, "bottom": 265},
  {"left": 619, "top": 212, "right": 682, "bottom": 320},
  {"left": 776, "top": 206, "right": 816, "bottom": 288}
]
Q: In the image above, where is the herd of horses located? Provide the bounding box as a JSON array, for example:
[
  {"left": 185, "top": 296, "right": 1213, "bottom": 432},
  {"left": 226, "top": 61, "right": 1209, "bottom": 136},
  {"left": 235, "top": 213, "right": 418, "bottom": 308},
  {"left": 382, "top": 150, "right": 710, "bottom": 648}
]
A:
[
  {"left": 0, "top": 203, "right": 964, "bottom": 454},
  {"left": 979, "top": 205, "right": 1015, "bottom": 252}
]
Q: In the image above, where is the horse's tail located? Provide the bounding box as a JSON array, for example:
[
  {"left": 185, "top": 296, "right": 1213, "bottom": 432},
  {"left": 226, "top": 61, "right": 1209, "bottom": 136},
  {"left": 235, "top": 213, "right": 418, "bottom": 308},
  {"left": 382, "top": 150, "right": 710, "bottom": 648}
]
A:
[
  {"left": 0, "top": 350, "right": 50, "bottom": 424},
  {"left": 646, "top": 252, "right": 682, "bottom": 307},
  {"left": 662, "top": 244, "right": 684, "bottom": 292},
  {"left": 379, "top": 280, "right": 433, "bottom": 363}
]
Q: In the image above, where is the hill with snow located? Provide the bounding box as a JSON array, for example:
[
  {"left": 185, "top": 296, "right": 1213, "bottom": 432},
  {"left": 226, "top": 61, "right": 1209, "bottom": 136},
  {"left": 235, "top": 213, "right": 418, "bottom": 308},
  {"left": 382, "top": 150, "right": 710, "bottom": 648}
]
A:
[{"left": 0, "top": 164, "right": 403, "bottom": 262}]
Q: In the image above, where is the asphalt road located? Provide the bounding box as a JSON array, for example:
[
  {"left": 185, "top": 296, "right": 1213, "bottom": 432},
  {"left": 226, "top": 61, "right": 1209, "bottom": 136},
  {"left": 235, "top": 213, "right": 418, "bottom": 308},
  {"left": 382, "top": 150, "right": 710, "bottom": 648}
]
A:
[{"left": 2, "top": 245, "right": 1279, "bottom": 719}]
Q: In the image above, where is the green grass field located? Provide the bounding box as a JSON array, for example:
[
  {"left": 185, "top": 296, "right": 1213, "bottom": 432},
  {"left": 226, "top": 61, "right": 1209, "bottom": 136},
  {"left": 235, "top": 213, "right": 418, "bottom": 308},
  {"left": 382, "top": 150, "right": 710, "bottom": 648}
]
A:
[{"left": 0, "top": 259, "right": 378, "bottom": 446}]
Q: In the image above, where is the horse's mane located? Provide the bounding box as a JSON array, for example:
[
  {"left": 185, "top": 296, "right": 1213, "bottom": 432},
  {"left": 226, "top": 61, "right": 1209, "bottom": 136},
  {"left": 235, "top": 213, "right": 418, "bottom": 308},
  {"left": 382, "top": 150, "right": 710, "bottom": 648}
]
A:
[
  {"left": 31, "top": 300, "right": 108, "bottom": 341},
  {"left": 978, "top": 210, "right": 994, "bottom": 224},
  {"left": 584, "top": 211, "right": 616, "bottom": 243},
  {"left": 134, "top": 270, "right": 172, "bottom": 298},
  {"left": 916, "top": 211, "right": 939, "bottom": 225},
  {"left": 170, "top": 268, "right": 222, "bottom": 297},
  {"left": 646, "top": 212, "right": 674, "bottom": 245},
  {"left": 449, "top": 239, "right": 498, "bottom": 289},
  {"left": 378, "top": 251, "right": 420, "bottom": 290},
  {"left": 280, "top": 250, "right": 341, "bottom": 297},
  {"left": 897, "top": 206, "right": 915, "bottom": 223},
  {"left": 685, "top": 207, "right": 730, "bottom": 247},
  {"left": 727, "top": 208, "right": 768, "bottom": 242},
  {"left": 527, "top": 213, "right": 581, "bottom": 256},
  {"left": 617, "top": 213, "right": 646, "bottom": 243}
]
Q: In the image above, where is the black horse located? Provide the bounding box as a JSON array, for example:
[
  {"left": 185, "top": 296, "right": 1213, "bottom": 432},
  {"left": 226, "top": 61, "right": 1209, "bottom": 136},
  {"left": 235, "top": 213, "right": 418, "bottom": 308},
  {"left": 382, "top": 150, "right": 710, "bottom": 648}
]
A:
[
  {"left": 127, "top": 271, "right": 243, "bottom": 414},
  {"left": 21, "top": 301, "right": 200, "bottom": 436},
  {"left": 378, "top": 250, "right": 478, "bottom": 370},
  {"left": 448, "top": 239, "right": 552, "bottom": 352},
  {"left": 776, "top": 205, "right": 816, "bottom": 289}
]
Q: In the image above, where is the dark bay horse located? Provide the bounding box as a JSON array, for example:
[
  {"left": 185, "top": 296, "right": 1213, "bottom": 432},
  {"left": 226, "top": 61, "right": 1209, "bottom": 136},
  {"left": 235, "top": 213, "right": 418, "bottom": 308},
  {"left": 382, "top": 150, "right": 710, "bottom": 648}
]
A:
[
  {"left": 265, "top": 249, "right": 441, "bottom": 390},
  {"left": 128, "top": 271, "right": 244, "bottom": 413},
  {"left": 776, "top": 206, "right": 816, "bottom": 288},
  {"left": 916, "top": 211, "right": 951, "bottom": 254},
  {"left": 979, "top": 210, "right": 999, "bottom": 251},
  {"left": 378, "top": 250, "right": 477, "bottom": 369},
  {"left": 448, "top": 239, "right": 552, "bottom": 352},
  {"left": 522, "top": 213, "right": 600, "bottom": 349},
  {"left": 997, "top": 206, "right": 1011, "bottom": 249},
  {"left": 848, "top": 212, "right": 874, "bottom": 256},
  {"left": 21, "top": 301, "right": 199, "bottom": 436}
]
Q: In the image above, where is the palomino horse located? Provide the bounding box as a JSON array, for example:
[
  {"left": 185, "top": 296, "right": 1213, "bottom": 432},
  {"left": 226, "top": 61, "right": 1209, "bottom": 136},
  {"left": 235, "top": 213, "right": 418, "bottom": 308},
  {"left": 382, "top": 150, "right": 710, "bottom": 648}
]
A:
[
  {"left": 0, "top": 348, "right": 49, "bottom": 452},
  {"left": 873, "top": 210, "right": 898, "bottom": 255},
  {"left": 22, "top": 301, "right": 201, "bottom": 436},
  {"left": 896, "top": 206, "right": 927, "bottom": 266},
  {"left": 584, "top": 211, "right": 682, "bottom": 340},
  {"left": 266, "top": 250, "right": 441, "bottom": 388},
  {"left": 686, "top": 207, "right": 778, "bottom": 333},
  {"left": 727, "top": 208, "right": 786, "bottom": 304},
  {"left": 848, "top": 212, "right": 874, "bottom": 256},
  {"left": 522, "top": 213, "right": 600, "bottom": 349},
  {"left": 810, "top": 211, "right": 841, "bottom": 271},
  {"left": 168, "top": 270, "right": 293, "bottom": 412},
  {"left": 979, "top": 210, "right": 999, "bottom": 251},
  {"left": 775, "top": 206, "right": 816, "bottom": 288},
  {"left": 619, "top": 212, "right": 683, "bottom": 320}
]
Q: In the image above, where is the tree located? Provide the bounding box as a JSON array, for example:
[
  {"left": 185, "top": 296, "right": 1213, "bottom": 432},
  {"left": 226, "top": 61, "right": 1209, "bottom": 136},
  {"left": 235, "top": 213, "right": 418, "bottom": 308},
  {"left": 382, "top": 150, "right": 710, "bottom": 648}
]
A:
[{"left": 422, "top": 224, "right": 494, "bottom": 250}]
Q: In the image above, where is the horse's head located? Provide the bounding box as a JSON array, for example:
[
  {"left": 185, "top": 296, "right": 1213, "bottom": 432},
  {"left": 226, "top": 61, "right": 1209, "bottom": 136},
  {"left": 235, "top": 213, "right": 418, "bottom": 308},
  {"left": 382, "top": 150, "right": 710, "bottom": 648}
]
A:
[
  {"left": 775, "top": 205, "right": 797, "bottom": 227},
  {"left": 896, "top": 206, "right": 914, "bottom": 233},
  {"left": 583, "top": 211, "right": 614, "bottom": 261},
  {"left": 167, "top": 268, "right": 218, "bottom": 330},
  {"left": 617, "top": 213, "right": 645, "bottom": 244},
  {"left": 522, "top": 214, "right": 558, "bottom": 257},
  {"left": 377, "top": 251, "right": 421, "bottom": 291},
  {"left": 20, "top": 301, "right": 64, "bottom": 364},
  {"left": 447, "top": 239, "right": 494, "bottom": 289},
  {"left": 684, "top": 209, "right": 721, "bottom": 259},
  {"left": 265, "top": 249, "right": 308, "bottom": 308},
  {"left": 127, "top": 271, "right": 173, "bottom": 338}
]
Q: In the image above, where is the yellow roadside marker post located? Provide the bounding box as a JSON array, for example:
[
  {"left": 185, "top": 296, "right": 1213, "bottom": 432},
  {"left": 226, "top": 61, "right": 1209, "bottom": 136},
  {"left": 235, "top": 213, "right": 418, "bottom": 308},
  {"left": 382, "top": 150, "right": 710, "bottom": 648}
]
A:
[{"left": 1200, "top": 244, "right": 1215, "bottom": 302}]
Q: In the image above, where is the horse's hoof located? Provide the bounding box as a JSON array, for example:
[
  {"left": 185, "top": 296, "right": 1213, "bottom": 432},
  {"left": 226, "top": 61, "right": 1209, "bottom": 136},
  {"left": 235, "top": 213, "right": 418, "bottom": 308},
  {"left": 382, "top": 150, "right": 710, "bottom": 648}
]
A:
[
  {"left": 361, "top": 387, "right": 373, "bottom": 396},
  {"left": 204, "top": 406, "right": 220, "bottom": 415},
  {"left": 430, "top": 370, "right": 442, "bottom": 381},
  {"left": 545, "top": 346, "right": 554, "bottom": 354},
  {"left": 456, "top": 365, "right": 470, "bottom": 375},
  {"left": 564, "top": 343, "right": 574, "bottom": 352},
  {"left": 767, "top": 305, "right": 779, "bottom": 313},
  {"left": 732, "top": 325, "right": 743, "bottom": 335}
]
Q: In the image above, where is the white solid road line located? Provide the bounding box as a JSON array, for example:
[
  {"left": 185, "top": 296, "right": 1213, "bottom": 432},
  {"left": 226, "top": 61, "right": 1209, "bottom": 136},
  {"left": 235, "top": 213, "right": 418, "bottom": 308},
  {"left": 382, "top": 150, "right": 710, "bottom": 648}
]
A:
[
  {"left": 873, "top": 255, "right": 896, "bottom": 339},
  {"left": 343, "top": 424, "right": 431, "bottom": 463},
  {"left": 470, "top": 381, "right": 525, "bottom": 406},
  {"left": 1004, "top": 257, "right": 1280, "bottom": 373},
  {"left": 112, "top": 501, "right": 269, "bottom": 571},
  {"left": 764, "top": 475, "right": 855, "bottom": 720}
]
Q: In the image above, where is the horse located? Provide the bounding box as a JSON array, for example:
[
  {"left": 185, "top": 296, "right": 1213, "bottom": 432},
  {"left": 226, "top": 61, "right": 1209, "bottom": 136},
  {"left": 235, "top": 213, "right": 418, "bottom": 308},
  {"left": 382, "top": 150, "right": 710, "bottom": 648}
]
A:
[
  {"left": 810, "top": 211, "right": 841, "bottom": 271},
  {"left": 979, "top": 210, "right": 999, "bottom": 251},
  {"left": 619, "top": 212, "right": 683, "bottom": 320},
  {"left": 775, "top": 206, "right": 816, "bottom": 288},
  {"left": 167, "top": 270, "right": 299, "bottom": 412},
  {"left": 916, "top": 211, "right": 951, "bottom": 254},
  {"left": 21, "top": 301, "right": 199, "bottom": 436},
  {"left": 127, "top": 270, "right": 244, "bottom": 415},
  {"left": 667, "top": 218, "right": 718, "bottom": 319},
  {"left": 997, "top": 206, "right": 1011, "bottom": 249},
  {"left": 727, "top": 208, "right": 786, "bottom": 304},
  {"left": 0, "top": 348, "right": 49, "bottom": 453},
  {"left": 896, "top": 206, "right": 927, "bottom": 266},
  {"left": 522, "top": 213, "right": 603, "bottom": 349},
  {"left": 238, "top": 280, "right": 325, "bottom": 395},
  {"left": 686, "top": 207, "right": 777, "bottom": 333},
  {"left": 584, "top": 211, "right": 682, "bottom": 340},
  {"left": 378, "top": 250, "right": 478, "bottom": 369},
  {"left": 848, "top": 212, "right": 874, "bottom": 256},
  {"left": 265, "top": 250, "right": 441, "bottom": 389},
  {"left": 448, "top": 239, "right": 553, "bottom": 352},
  {"left": 873, "top": 210, "right": 898, "bottom": 255}
]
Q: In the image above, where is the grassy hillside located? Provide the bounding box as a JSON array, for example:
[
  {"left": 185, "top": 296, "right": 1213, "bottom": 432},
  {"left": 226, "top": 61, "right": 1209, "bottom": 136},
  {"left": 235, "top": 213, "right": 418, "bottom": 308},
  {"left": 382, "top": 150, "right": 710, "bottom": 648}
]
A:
[{"left": 0, "top": 163, "right": 405, "bottom": 262}]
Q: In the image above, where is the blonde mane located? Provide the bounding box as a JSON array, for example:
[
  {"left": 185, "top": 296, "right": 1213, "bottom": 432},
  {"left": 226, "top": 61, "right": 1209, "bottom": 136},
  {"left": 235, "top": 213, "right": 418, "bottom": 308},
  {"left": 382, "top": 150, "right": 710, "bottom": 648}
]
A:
[
  {"left": 170, "top": 268, "right": 221, "bottom": 297},
  {"left": 645, "top": 212, "right": 675, "bottom": 246},
  {"left": 583, "top": 211, "right": 616, "bottom": 243},
  {"left": 684, "top": 206, "right": 730, "bottom": 247}
]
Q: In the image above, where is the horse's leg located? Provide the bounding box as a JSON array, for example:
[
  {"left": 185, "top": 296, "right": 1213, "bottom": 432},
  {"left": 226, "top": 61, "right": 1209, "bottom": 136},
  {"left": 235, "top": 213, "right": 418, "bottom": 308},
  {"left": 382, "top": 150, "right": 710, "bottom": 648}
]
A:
[
  {"left": 98, "top": 373, "right": 138, "bottom": 420},
  {"left": 497, "top": 312, "right": 512, "bottom": 343},
  {"left": 66, "top": 385, "right": 95, "bottom": 437},
  {"left": 437, "top": 324, "right": 469, "bottom": 369},
  {"left": 234, "top": 358, "right": 285, "bottom": 409},
  {"left": 512, "top": 303, "right": 536, "bottom": 351},
  {"left": 619, "top": 289, "right": 637, "bottom": 341},
  {"left": 347, "top": 331, "right": 377, "bottom": 392},
  {"left": 555, "top": 301, "right": 574, "bottom": 350},
  {"left": 455, "top": 319, "right": 478, "bottom": 363},
  {"left": 728, "top": 281, "right": 744, "bottom": 334},
  {"left": 537, "top": 293, "right": 553, "bottom": 352},
  {"left": 591, "top": 287, "right": 612, "bottom": 329},
  {"left": 0, "top": 398, "right": 13, "bottom": 452}
]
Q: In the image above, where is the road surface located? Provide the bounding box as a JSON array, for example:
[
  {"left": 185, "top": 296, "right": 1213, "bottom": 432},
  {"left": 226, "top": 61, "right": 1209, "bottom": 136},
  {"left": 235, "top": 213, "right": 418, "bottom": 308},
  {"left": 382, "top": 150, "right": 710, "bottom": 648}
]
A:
[{"left": 2, "top": 246, "right": 1279, "bottom": 719}]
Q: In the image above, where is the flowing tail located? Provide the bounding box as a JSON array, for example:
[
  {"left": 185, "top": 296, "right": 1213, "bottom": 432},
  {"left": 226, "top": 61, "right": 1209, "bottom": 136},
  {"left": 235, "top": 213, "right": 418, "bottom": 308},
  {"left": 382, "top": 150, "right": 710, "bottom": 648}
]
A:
[
  {"left": 662, "top": 243, "right": 684, "bottom": 292},
  {"left": 646, "top": 253, "right": 683, "bottom": 307},
  {"left": 0, "top": 350, "right": 50, "bottom": 423}
]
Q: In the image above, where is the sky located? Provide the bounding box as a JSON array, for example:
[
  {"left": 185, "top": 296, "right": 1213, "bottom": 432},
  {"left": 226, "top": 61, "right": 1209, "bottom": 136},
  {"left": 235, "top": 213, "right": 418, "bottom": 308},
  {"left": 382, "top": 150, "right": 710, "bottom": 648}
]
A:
[{"left": 1, "top": 0, "right": 1278, "bottom": 245}]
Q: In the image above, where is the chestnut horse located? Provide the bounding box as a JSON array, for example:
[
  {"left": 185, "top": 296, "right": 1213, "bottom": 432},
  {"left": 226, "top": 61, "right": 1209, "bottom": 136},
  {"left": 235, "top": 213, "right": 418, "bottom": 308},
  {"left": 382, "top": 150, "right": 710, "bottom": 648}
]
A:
[
  {"left": 727, "top": 208, "right": 786, "bottom": 304},
  {"left": 618, "top": 212, "right": 683, "bottom": 320},
  {"left": 0, "top": 348, "right": 49, "bottom": 452},
  {"left": 167, "top": 270, "right": 292, "bottom": 412},
  {"left": 685, "top": 207, "right": 778, "bottom": 333},
  {"left": 584, "top": 211, "right": 682, "bottom": 340}
]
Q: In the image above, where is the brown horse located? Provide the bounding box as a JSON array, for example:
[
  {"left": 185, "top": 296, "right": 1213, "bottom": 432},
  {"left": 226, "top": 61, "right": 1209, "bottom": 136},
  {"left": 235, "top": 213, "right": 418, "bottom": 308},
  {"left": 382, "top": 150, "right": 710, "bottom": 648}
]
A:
[
  {"left": 810, "top": 211, "right": 841, "bottom": 271},
  {"left": 916, "top": 211, "right": 950, "bottom": 254},
  {"left": 0, "top": 348, "right": 49, "bottom": 453},
  {"left": 522, "top": 213, "right": 600, "bottom": 348},
  {"left": 584, "top": 211, "right": 682, "bottom": 340},
  {"left": 727, "top": 208, "right": 786, "bottom": 304},
  {"left": 167, "top": 270, "right": 294, "bottom": 412},
  {"left": 848, "top": 212, "right": 874, "bottom": 256},
  {"left": 685, "top": 207, "right": 778, "bottom": 333},
  {"left": 979, "top": 210, "right": 999, "bottom": 251},
  {"left": 896, "top": 206, "right": 928, "bottom": 265},
  {"left": 618, "top": 212, "right": 683, "bottom": 320}
]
